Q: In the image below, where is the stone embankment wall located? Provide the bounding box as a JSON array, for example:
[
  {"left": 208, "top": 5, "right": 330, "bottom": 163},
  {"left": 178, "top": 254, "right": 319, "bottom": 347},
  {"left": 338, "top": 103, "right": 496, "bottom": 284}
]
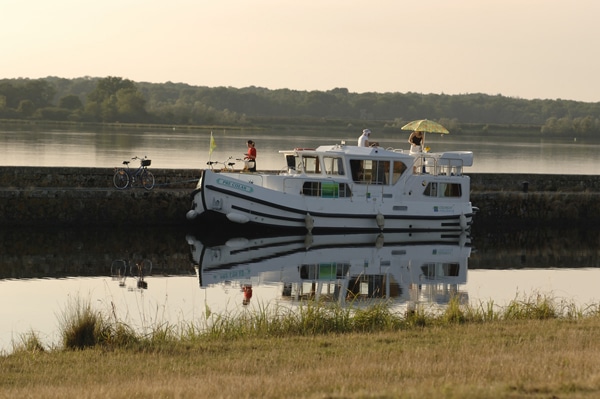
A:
[
  {"left": 1, "top": 167, "right": 599, "bottom": 227},
  {"left": 470, "top": 173, "right": 600, "bottom": 229},
  {"left": 0, "top": 167, "right": 199, "bottom": 227},
  {"left": 0, "top": 166, "right": 200, "bottom": 190}
]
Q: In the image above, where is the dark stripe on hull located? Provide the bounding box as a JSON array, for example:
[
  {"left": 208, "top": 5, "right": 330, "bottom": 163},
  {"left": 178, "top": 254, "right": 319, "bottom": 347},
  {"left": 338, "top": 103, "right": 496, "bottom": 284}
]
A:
[{"left": 202, "top": 183, "right": 473, "bottom": 227}]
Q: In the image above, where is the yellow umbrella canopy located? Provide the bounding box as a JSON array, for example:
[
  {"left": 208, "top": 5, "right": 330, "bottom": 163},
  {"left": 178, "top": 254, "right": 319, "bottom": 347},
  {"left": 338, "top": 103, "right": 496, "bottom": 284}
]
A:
[{"left": 401, "top": 119, "right": 450, "bottom": 134}]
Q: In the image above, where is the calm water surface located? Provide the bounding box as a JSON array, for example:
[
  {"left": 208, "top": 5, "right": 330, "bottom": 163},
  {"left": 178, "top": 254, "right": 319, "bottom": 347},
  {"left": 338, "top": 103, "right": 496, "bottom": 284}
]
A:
[
  {"left": 2, "top": 126, "right": 600, "bottom": 174},
  {"left": 1, "top": 126, "right": 599, "bottom": 352}
]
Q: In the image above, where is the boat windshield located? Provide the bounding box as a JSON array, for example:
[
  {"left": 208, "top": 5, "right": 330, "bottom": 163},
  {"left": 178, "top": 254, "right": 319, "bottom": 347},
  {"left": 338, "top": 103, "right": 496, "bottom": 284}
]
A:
[
  {"left": 286, "top": 154, "right": 322, "bottom": 174},
  {"left": 302, "top": 156, "right": 320, "bottom": 173},
  {"left": 323, "top": 156, "right": 345, "bottom": 175},
  {"left": 350, "top": 159, "right": 407, "bottom": 185}
]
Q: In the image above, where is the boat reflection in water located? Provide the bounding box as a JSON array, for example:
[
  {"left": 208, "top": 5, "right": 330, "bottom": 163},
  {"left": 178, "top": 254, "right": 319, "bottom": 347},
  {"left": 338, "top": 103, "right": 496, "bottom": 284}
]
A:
[{"left": 188, "top": 231, "right": 472, "bottom": 307}]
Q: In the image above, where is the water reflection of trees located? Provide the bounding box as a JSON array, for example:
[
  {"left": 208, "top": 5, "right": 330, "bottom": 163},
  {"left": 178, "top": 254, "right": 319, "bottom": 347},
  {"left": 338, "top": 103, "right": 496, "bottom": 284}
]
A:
[{"left": 470, "top": 227, "right": 600, "bottom": 269}]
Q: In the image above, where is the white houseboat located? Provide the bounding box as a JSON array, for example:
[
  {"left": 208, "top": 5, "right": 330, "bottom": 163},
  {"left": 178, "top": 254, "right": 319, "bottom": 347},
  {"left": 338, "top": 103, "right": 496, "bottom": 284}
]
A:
[{"left": 187, "top": 142, "right": 475, "bottom": 232}]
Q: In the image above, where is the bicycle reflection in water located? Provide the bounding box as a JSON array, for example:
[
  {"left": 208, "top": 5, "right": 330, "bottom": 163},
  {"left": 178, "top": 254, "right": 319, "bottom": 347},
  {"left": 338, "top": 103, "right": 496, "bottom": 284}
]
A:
[{"left": 110, "top": 259, "right": 152, "bottom": 290}]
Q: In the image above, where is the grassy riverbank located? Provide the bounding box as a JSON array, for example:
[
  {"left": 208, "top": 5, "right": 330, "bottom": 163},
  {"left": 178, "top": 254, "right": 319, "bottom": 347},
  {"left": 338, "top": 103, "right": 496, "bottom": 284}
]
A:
[{"left": 2, "top": 296, "right": 600, "bottom": 398}]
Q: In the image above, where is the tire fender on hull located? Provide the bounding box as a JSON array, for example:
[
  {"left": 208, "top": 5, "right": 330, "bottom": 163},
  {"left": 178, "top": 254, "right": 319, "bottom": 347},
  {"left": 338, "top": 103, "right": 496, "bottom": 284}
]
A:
[{"left": 227, "top": 212, "right": 250, "bottom": 224}]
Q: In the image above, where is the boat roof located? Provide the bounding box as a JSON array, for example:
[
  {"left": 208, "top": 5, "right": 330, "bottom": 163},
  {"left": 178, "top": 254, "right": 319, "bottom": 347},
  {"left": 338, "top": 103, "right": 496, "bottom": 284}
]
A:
[
  {"left": 280, "top": 144, "right": 414, "bottom": 159},
  {"left": 279, "top": 144, "right": 473, "bottom": 165}
]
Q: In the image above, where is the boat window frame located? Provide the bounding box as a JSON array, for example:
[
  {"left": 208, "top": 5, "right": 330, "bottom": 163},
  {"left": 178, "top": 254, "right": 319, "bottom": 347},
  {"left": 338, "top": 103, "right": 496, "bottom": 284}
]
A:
[
  {"left": 349, "top": 158, "right": 391, "bottom": 185},
  {"left": 301, "top": 155, "right": 321, "bottom": 174},
  {"left": 302, "top": 181, "right": 352, "bottom": 198},
  {"left": 323, "top": 156, "right": 345, "bottom": 176},
  {"left": 423, "top": 182, "right": 462, "bottom": 198},
  {"left": 391, "top": 161, "right": 408, "bottom": 184}
]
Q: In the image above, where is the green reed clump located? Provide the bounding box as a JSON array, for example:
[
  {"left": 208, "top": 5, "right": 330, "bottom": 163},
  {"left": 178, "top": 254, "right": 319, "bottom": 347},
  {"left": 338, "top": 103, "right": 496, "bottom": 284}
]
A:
[
  {"left": 294, "top": 300, "right": 352, "bottom": 334},
  {"left": 203, "top": 294, "right": 600, "bottom": 340},
  {"left": 202, "top": 300, "right": 351, "bottom": 338},
  {"left": 144, "top": 322, "right": 178, "bottom": 344},
  {"left": 439, "top": 296, "right": 501, "bottom": 324},
  {"left": 58, "top": 297, "right": 109, "bottom": 349},
  {"left": 503, "top": 292, "right": 560, "bottom": 320},
  {"left": 352, "top": 301, "right": 400, "bottom": 332},
  {"left": 104, "top": 322, "right": 140, "bottom": 348},
  {"left": 471, "top": 299, "right": 501, "bottom": 322},
  {"left": 199, "top": 299, "right": 405, "bottom": 338},
  {"left": 405, "top": 305, "right": 429, "bottom": 327},
  {"left": 57, "top": 297, "right": 143, "bottom": 350},
  {"left": 440, "top": 296, "right": 467, "bottom": 324},
  {"left": 272, "top": 300, "right": 392, "bottom": 335}
]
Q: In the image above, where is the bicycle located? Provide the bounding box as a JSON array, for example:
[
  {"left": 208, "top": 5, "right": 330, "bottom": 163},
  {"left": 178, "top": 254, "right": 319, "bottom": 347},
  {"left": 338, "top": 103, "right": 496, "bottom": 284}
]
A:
[
  {"left": 206, "top": 156, "right": 238, "bottom": 171},
  {"left": 113, "top": 156, "right": 155, "bottom": 190}
]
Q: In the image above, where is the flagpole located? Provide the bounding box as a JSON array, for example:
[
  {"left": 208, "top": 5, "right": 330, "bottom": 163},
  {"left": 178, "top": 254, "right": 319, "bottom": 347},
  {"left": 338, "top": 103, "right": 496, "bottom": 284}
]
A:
[{"left": 209, "top": 131, "right": 216, "bottom": 163}]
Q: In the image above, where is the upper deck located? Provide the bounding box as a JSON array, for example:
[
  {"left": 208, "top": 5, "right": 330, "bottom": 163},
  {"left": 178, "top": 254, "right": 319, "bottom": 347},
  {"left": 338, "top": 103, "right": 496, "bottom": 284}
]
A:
[{"left": 279, "top": 144, "right": 473, "bottom": 177}]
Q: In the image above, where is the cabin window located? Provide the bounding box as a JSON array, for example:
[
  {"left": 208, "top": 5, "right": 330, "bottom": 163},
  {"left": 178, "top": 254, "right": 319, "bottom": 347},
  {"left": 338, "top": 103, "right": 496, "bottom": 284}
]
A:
[
  {"left": 373, "top": 161, "right": 390, "bottom": 185},
  {"left": 286, "top": 155, "right": 296, "bottom": 170},
  {"left": 423, "top": 182, "right": 462, "bottom": 197},
  {"left": 391, "top": 161, "right": 407, "bottom": 184},
  {"left": 443, "top": 183, "right": 462, "bottom": 197},
  {"left": 302, "top": 181, "right": 352, "bottom": 198},
  {"left": 350, "top": 159, "right": 390, "bottom": 184},
  {"left": 350, "top": 160, "right": 362, "bottom": 182},
  {"left": 302, "top": 156, "right": 321, "bottom": 174},
  {"left": 324, "top": 156, "right": 345, "bottom": 175}
]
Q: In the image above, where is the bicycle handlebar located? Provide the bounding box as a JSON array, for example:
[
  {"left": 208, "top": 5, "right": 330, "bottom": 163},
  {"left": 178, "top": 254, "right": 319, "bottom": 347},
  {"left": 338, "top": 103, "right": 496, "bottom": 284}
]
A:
[
  {"left": 121, "top": 156, "right": 150, "bottom": 166},
  {"left": 207, "top": 157, "right": 238, "bottom": 169}
]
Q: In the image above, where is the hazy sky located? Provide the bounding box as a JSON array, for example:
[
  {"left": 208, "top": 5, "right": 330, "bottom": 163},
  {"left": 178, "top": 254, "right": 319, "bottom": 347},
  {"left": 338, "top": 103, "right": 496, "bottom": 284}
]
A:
[{"left": 2, "top": 0, "right": 599, "bottom": 102}]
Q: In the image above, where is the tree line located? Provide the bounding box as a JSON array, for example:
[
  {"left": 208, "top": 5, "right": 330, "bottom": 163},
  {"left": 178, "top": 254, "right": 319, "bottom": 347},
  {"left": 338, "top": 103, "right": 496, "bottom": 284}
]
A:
[{"left": 1, "top": 76, "right": 599, "bottom": 137}]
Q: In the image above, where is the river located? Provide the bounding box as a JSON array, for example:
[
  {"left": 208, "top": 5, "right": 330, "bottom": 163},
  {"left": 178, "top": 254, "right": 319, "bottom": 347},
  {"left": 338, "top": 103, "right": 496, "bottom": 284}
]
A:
[
  {"left": 2, "top": 125, "right": 600, "bottom": 174},
  {"left": 1, "top": 125, "right": 599, "bottom": 352}
]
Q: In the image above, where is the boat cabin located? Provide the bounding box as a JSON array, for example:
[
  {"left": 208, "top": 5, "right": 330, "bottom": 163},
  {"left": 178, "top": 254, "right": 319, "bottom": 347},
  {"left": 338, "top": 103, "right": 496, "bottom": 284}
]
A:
[
  {"left": 189, "top": 141, "right": 475, "bottom": 231},
  {"left": 279, "top": 144, "right": 472, "bottom": 200}
]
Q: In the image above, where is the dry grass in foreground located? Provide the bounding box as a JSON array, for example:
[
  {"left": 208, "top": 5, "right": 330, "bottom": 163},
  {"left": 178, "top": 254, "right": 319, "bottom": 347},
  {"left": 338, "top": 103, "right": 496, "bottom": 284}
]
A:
[{"left": 2, "top": 296, "right": 600, "bottom": 398}]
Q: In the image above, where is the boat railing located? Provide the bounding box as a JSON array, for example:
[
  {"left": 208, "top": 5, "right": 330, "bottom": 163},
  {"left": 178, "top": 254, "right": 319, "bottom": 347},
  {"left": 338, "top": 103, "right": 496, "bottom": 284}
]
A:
[{"left": 413, "top": 154, "right": 465, "bottom": 176}]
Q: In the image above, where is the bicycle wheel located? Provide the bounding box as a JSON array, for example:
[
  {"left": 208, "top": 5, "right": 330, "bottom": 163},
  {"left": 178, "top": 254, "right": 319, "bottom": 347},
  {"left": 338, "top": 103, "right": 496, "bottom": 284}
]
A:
[
  {"left": 113, "top": 169, "right": 130, "bottom": 189},
  {"left": 141, "top": 170, "right": 155, "bottom": 190}
]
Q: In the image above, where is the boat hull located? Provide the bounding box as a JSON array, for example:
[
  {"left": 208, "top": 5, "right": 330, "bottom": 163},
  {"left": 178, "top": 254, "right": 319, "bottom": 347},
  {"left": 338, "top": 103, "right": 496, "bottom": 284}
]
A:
[{"left": 188, "top": 169, "right": 475, "bottom": 233}]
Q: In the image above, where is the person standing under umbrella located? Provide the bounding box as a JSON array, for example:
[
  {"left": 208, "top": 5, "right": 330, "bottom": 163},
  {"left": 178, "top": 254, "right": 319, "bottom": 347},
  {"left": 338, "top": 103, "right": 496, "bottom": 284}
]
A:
[{"left": 408, "top": 131, "right": 424, "bottom": 153}]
